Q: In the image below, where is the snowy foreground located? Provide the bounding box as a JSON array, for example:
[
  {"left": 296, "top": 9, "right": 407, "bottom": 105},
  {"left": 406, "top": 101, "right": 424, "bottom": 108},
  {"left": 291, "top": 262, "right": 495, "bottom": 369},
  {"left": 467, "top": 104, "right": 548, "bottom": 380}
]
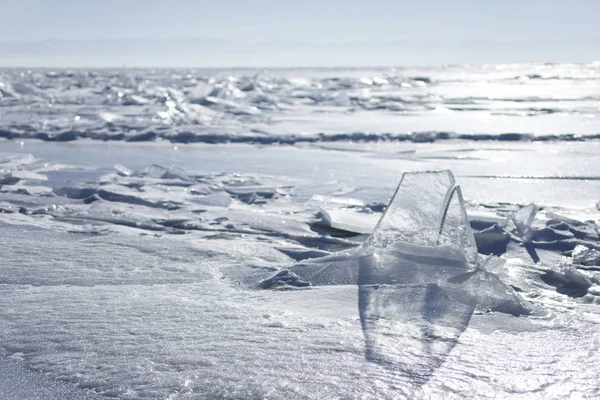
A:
[{"left": 1, "top": 139, "right": 599, "bottom": 399}]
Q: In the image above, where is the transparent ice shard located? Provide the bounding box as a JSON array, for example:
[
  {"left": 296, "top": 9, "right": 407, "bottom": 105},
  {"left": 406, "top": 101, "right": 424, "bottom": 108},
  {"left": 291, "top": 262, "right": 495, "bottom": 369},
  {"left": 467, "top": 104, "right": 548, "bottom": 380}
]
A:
[
  {"left": 437, "top": 186, "right": 479, "bottom": 265},
  {"left": 161, "top": 166, "right": 191, "bottom": 181},
  {"left": 355, "top": 170, "right": 525, "bottom": 383},
  {"left": 145, "top": 164, "right": 168, "bottom": 179},
  {"left": 287, "top": 252, "right": 361, "bottom": 286},
  {"left": 278, "top": 170, "right": 479, "bottom": 287},
  {"left": 506, "top": 203, "right": 538, "bottom": 241},
  {"left": 261, "top": 170, "right": 528, "bottom": 385},
  {"left": 113, "top": 164, "right": 132, "bottom": 177},
  {"left": 365, "top": 170, "right": 458, "bottom": 251},
  {"left": 278, "top": 170, "right": 526, "bottom": 290},
  {"left": 542, "top": 263, "right": 592, "bottom": 297},
  {"left": 144, "top": 164, "right": 191, "bottom": 181}
]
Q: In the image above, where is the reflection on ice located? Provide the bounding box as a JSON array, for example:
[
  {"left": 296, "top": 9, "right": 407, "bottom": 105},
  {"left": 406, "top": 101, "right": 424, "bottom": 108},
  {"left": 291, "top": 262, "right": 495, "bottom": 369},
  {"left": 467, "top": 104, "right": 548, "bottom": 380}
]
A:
[
  {"left": 357, "top": 170, "right": 524, "bottom": 383},
  {"left": 262, "top": 170, "right": 527, "bottom": 383},
  {"left": 357, "top": 244, "right": 476, "bottom": 384}
]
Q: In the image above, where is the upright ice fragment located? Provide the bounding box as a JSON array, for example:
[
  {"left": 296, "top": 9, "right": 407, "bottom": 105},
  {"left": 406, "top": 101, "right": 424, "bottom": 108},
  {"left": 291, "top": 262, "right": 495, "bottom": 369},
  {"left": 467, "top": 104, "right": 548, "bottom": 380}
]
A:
[
  {"left": 438, "top": 186, "right": 479, "bottom": 264},
  {"left": 261, "top": 170, "right": 527, "bottom": 386},
  {"left": 146, "top": 164, "right": 192, "bottom": 181},
  {"left": 363, "top": 170, "right": 478, "bottom": 265},
  {"left": 357, "top": 171, "right": 480, "bottom": 383},
  {"left": 506, "top": 203, "right": 538, "bottom": 242},
  {"left": 365, "top": 170, "right": 457, "bottom": 249},
  {"left": 113, "top": 164, "right": 133, "bottom": 177}
]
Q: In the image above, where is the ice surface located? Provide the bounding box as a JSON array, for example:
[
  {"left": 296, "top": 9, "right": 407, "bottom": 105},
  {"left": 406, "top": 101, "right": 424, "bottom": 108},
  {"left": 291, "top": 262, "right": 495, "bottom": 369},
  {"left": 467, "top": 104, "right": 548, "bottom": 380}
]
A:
[
  {"left": 0, "top": 357, "right": 100, "bottom": 400},
  {"left": 1, "top": 142, "right": 600, "bottom": 398}
]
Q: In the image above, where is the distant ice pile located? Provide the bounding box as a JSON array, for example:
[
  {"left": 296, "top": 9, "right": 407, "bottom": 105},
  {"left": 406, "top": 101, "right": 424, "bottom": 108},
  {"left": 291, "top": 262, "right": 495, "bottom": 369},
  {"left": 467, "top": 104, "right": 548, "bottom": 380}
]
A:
[{"left": 2, "top": 64, "right": 600, "bottom": 143}]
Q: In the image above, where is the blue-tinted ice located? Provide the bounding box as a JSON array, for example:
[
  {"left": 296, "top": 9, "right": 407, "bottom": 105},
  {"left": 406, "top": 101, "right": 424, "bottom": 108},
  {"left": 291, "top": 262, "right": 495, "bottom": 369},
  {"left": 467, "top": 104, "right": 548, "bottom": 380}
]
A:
[{"left": 261, "top": 170, "right": 527, "bottom": 383}]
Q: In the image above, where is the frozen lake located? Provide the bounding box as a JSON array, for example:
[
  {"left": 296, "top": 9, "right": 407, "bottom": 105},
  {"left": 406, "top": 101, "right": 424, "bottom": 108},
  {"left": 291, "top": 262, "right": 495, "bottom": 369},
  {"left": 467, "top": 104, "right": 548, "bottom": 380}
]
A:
[{"left": 1, "top": 64, "right": 600, "bottom": 399}]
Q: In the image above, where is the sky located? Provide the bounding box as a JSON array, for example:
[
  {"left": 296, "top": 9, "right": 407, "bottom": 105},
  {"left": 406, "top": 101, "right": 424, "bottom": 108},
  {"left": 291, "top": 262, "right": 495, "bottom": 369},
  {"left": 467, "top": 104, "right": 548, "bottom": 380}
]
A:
[{"left": 0, "top": 0, "right": 599, "bottom": 67}]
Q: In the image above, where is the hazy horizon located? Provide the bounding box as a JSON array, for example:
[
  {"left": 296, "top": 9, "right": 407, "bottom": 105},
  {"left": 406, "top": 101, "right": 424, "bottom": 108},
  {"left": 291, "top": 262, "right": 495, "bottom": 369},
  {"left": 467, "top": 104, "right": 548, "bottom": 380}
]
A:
[{"left": 1, "top": 0, "right": 599, "bottom": 67}]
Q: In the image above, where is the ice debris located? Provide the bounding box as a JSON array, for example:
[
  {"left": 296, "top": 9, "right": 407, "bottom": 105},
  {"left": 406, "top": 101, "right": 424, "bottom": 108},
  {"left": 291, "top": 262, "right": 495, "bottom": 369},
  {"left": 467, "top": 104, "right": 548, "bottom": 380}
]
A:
[
  {"left": 260, "top": 170, "right": 528, "bottom": 383},
  {"left": 572, "top": 245, "right": 600, "bottom": 267},
  {"left": 257, "top": 270, "right": 310, "bottom": 289},
  {"left": 541, "top": 264, "right": 592, "bottom": 297},
  {"left": 145, "top": 164, "right": 191, "bottom": 181},
  {"left": 505, "top": 203, "right": 538, "bottom": 242},
  {"left": 364, "top": 169, "right": 478, "bottom": 264},
  {"left": 113, "top": 164, "right": 133, "bottom": 177},
  {"left": 261, "top": 170, "right": 527, "bottom": 313}
]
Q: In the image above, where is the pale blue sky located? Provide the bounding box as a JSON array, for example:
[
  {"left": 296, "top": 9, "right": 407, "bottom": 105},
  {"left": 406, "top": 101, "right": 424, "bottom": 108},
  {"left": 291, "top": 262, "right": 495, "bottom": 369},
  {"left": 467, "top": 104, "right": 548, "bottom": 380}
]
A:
[{"left": 1, "top": 0, "right": 599, "bottom": 66}]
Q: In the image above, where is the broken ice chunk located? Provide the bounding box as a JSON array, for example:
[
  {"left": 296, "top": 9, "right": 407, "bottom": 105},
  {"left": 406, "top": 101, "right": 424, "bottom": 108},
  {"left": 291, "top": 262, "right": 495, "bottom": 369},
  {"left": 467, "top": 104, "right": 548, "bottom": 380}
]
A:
[
  {"left": 437, "top": 186, "right": 479, "bottom": 265},
  {"left": 572, "top": 245, "right": 600, "bottom": 267},
  {"left": 288, "top": 252, "right": 360, "bottom": 286},
  {"left": 365, "top": 170, "right": 456, "bottom": 250},
  {"left": 0, "top": 173, "right": 20, "bottom": 186},
  {"left": 470, "top": 256, "right": 531, "bottom": 315},
  {"left": 113, "top": 164, "right": 133, "bottom": 177},
  {"left": 144, "top": 164, "right": 190, "bottom": 181},
  {"left": 358, "top": 242, "right": 473, "bottom": 288},
  {"left": 506, "top": 203, "right": 538, "bottom": 241},
  {"left": 542, "top": 264, "right": 592, "bottom": 297},
  {"left": 191, "top": 192, "right": 232, "bottom": 208},
  {"left": 258, "top": 270, "right": 310, "bottom": 289},
  {"left": 314, "top": 208, "right": 379, "bottom": 235},
  {"left": 364, "top": 170, "right": 479, "bottom": 266},
  {"left": 0, "top": 153, "right": 36, "bottom": 167},
  {"left": 260, "top": 169, "right": 528, "bottom": 385},
  {"left": 161, "top": 166, "right": 190, "bottom": 181},
  {"left": 145, "top": 164, "right": 167, "bottom": 178},
  {"left": 280, "top": 170, "right": 491, "bottom": 286}
]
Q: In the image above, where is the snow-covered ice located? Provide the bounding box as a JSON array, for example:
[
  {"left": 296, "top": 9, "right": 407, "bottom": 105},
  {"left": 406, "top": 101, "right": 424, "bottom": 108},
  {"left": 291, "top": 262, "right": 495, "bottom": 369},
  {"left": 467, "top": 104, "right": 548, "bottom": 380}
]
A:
[
  {"left": 1, "top": 64, "right": 600, "bottom": 399},
  {"left": 1, "top": 64, "right": 600, "bottom": 143}
]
